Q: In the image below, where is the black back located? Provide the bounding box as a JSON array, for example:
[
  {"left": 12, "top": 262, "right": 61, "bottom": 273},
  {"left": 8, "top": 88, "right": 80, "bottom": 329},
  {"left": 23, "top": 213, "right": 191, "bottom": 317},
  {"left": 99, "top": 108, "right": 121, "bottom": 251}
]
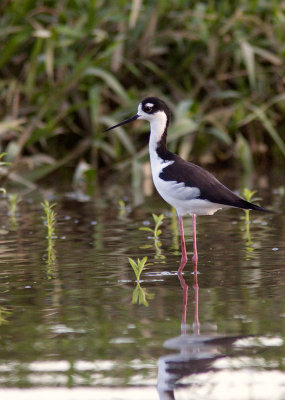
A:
[{"left": 159, "top": 153, "right": 268, "bottom": 211}]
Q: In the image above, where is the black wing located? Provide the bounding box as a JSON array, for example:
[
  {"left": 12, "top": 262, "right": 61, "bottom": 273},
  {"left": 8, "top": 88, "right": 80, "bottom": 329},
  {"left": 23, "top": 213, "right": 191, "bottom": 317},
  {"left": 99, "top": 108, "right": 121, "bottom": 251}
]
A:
[{"left": 159, "top": 155, "right": 269, "bottom": 212}]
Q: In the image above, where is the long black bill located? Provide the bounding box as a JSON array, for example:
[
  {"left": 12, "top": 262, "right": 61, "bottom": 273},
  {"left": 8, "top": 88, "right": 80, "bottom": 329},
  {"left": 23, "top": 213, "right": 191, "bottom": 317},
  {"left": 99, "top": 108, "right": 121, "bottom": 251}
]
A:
[{"left": 103, "top": 114, "right": 139, "bottom": 132}]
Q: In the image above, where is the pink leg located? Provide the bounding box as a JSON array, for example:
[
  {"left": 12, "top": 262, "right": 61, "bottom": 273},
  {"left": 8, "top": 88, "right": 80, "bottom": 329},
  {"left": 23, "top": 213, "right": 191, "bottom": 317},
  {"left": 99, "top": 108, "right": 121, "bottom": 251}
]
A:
[
  {"left": 193, "top": 271, "right": 200, "bottom": 335},
  {"left": 178, "top": 216, "right": 187, "bottom": 273},
  {"left": 178, "top": 271, "right": 188, "bottom": 334},
  {"left": 192, "top": 214, "right": 198, "bottom": 273}
]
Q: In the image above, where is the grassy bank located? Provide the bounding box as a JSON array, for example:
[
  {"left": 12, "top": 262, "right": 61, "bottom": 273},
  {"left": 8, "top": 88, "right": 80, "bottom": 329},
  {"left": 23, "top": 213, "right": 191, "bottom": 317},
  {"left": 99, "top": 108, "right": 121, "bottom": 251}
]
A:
[{"left": 0, "top": 0, "right": 285, "bottom": 188}]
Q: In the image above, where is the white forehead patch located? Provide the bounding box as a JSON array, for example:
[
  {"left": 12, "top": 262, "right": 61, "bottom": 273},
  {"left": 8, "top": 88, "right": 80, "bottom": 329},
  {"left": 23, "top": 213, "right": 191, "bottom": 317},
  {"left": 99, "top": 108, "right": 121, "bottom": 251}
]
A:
[{"left": 145, "top": 103, "right": 154, "bottom": 107}]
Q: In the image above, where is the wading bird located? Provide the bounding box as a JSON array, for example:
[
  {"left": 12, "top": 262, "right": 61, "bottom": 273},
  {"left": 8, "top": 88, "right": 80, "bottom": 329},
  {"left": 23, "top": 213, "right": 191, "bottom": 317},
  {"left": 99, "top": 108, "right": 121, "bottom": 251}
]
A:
[{"left": 104, "top": 97, "right": 270, "bottom": 273}]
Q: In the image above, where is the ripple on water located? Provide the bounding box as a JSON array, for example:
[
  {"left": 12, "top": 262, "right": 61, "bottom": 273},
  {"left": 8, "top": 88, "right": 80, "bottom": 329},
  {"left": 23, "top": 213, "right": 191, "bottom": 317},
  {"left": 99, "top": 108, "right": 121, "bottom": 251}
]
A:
[{"left": 0, "top": 189, "right": 284, "bottom": 397}]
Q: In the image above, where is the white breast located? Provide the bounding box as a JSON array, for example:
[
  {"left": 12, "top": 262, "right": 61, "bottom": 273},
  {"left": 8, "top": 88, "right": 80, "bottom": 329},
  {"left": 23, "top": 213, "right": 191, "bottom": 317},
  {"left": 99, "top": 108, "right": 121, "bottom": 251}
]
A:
[
  {"left": 147, "top": 113, "right": 226, "bottom": 216},
  {"left": 149, "top": 148, "right": 225, "bottom": 217}
]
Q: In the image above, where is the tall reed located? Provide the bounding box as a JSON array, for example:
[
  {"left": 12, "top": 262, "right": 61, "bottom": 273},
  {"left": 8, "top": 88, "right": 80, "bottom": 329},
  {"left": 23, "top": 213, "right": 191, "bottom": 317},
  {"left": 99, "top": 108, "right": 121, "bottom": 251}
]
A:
[{"left": 0, "top": 1, "right": 284, "bottom": 186}]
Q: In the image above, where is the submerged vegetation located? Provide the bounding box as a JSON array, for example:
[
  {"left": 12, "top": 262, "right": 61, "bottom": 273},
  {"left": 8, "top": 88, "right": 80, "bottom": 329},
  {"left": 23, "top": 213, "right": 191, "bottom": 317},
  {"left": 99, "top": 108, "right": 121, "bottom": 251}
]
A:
[{"left": 0, "top": 1, "right": 285, "bottom": 189}]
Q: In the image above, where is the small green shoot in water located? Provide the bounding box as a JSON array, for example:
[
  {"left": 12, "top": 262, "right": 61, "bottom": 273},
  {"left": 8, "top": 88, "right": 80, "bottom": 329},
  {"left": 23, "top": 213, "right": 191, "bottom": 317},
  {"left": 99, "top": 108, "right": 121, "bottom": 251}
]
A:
[
  {"left": 128, "top": 256, "right": 154, "bottom": 306},
  {"left": 242, "top": 188, "right": 262, "bottom": 259},
  {"left": 141, "top": 213, "right": 164, "bottom": 239},
  {"left": 8, "top": 193, "right": 20, "bottom": 216},
  {"left": 140, "top": 213, "right": 165, "bottom": 258},
  {"left": 242, "top": 188, "right": 262, "bottom": 222},
  {"left": 41, "top": 200, "right": 56, "bottom": 240},
  {"left": 128, "top": 256, "right": 149, "bottom": 281},
  {"left": 118, "top": 199, "right": 127, "bottom": 217},
  {"left": 243, "top": 188, "right": 260, "bottom": 203},
  {"left": 41, "top": 200, "right": 57, "bottom": 276},
  {"left": 7, "top": 193, "right": 20, "bottom": 230}
]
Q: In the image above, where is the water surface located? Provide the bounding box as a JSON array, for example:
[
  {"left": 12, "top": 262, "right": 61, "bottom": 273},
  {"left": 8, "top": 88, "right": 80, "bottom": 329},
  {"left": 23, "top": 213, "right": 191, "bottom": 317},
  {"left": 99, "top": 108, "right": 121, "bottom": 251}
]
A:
[{"left": 0, "top": 184, "right": 284, "bottom": 399}]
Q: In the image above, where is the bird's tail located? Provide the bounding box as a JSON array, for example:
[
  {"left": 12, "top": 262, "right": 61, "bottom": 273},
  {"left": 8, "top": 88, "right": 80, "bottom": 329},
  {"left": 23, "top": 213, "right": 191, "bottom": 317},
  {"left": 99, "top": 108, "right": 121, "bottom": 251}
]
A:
[{"left": 240, "top": 200, "right": 272, "bottom": 213}]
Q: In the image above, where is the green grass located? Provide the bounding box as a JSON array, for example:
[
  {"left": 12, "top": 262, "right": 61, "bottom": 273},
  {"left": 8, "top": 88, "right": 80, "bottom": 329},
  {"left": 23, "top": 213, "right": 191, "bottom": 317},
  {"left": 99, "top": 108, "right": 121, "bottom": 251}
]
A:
[{"left": 0, "top": 1, "right": 284, "bottom": 187}]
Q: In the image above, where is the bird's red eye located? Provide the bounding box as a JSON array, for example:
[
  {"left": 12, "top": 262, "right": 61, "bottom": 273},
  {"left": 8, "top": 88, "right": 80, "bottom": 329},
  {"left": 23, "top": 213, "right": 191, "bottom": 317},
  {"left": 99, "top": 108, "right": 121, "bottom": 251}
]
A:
[{"left": 144, "top": 106, "right": 152, "bottom": 113}]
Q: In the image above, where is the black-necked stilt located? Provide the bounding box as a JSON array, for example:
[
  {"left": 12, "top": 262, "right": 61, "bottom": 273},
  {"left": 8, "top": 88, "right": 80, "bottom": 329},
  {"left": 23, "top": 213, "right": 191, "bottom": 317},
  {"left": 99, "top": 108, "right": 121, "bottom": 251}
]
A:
[{"left": 104, "top": 97, "right": 270, "bottom": 273}]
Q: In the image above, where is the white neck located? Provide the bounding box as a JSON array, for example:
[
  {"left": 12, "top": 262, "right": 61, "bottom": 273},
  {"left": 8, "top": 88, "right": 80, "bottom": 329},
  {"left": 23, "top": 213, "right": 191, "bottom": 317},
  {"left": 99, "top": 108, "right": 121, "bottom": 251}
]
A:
[{"left": 148, "top": 111, "right": 168, "bottom": 155}]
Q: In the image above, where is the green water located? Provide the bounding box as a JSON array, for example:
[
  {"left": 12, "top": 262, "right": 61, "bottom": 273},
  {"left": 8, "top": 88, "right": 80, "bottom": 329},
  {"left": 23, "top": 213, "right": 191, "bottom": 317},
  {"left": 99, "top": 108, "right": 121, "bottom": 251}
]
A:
[{"left": 0, "top": 184, "right": 284, "bottom": 399}]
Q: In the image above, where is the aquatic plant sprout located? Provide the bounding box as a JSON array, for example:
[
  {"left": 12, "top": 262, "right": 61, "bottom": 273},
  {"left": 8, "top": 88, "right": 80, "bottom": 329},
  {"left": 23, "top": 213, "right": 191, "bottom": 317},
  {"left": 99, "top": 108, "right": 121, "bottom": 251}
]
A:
[
  {"left": 41, "top": 200, "right": 57, "bottom": 277},
  {"left": 128, "top": 256, "right": 154, "bottom": 306},
  {"left": 140, "top": 213, "right": 165, "bottom": 257},
  {"left": 128, "top": 256, "right": 149, "bottom": 281},
  {"left": 41, "top": 200, "right": 56, "bottom": 240}
]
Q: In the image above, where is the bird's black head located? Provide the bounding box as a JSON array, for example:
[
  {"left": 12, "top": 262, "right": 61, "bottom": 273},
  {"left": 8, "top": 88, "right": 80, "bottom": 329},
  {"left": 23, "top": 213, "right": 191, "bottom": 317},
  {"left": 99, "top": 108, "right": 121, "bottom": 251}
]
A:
[
  {"left": 103, "top": 96, "right": 171, "bottom": 132},
  {"left": 140, "top": 97, "right": 171, "bottom": 119}
]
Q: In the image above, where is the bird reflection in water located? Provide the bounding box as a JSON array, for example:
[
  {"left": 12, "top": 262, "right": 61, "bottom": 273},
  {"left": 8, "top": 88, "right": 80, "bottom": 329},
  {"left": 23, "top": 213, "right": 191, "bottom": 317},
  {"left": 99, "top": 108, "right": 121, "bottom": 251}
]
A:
[{"left": 157, "top": 271, "right": 247, "bottom": 400}]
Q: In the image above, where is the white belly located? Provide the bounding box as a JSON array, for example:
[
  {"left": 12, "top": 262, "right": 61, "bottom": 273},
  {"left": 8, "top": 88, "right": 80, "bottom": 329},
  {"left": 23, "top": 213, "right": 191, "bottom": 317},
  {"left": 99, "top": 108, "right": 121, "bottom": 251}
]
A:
[
  {"left": 151, "top": 159, "right": 225, "bottom": 216},
  {"left": 154, "top": 176, "right": 224, "bottom": 216}
]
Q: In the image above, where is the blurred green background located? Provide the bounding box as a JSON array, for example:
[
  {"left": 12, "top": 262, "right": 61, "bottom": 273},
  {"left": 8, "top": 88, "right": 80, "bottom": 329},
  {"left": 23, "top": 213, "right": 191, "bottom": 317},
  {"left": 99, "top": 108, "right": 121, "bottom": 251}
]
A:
[{"left": 0, "top": 0, "right": 285, "bottom": 189}]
